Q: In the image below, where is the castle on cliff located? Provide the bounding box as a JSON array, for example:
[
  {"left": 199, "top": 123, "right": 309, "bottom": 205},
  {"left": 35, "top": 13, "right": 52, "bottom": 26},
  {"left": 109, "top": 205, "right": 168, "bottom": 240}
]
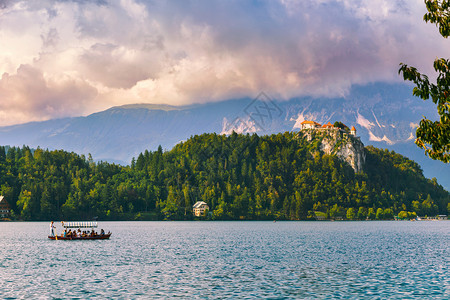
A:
[
  {"left": 299, "top": 120, "right": 364, "bottom": 172},
  {"left": 300, "top": 120, "right": 357, "bottom": 136}
]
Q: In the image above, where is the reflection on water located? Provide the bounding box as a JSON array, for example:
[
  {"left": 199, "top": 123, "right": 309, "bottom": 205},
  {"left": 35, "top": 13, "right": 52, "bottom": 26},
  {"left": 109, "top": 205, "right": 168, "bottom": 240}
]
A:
[{"left": 0, "top": 221, "right": 449, "bottom": 298}]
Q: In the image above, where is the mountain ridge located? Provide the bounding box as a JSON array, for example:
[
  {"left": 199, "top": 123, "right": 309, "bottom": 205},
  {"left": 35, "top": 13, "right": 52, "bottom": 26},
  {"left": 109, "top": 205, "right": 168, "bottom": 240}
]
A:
[
  {"left": 107, "top": 103, "right": 184, "bottom": 111},
  {"left": 0, "top": 82, "right": 448, "bottom": 189}
]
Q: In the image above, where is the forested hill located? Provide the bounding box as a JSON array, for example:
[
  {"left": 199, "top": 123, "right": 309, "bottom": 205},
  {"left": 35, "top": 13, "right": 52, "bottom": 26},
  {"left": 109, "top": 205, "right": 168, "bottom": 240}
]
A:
[{"left": 0, "top": 132, "right": 448, "bottom": 221}]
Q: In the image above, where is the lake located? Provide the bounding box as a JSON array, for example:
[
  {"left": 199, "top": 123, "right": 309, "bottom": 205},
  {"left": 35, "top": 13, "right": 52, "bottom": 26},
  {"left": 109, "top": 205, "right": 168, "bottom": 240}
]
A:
[{"left": 0, "top": 221, "right": 449, "bottom": 299}]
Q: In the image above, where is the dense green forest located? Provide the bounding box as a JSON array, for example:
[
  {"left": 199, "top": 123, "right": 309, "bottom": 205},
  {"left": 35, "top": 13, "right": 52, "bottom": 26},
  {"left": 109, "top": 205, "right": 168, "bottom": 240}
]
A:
[{"left": 0, "top": 132, "right": 448, "bottom": 221}]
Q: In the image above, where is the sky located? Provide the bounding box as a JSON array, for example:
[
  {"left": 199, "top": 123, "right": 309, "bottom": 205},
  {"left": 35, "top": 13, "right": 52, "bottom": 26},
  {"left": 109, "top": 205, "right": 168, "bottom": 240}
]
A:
[{"left": 0, "top": 0, "right": 448, "bottom": 126}]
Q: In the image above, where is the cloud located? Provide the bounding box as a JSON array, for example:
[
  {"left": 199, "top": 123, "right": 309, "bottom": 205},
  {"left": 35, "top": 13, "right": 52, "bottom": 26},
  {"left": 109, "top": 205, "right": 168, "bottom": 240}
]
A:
[
  {"left": 0, "top": 0, "right": 448, "bottom": 125},
  {"left": 0, "top": 64, "right": 97, "bottom": 124}
]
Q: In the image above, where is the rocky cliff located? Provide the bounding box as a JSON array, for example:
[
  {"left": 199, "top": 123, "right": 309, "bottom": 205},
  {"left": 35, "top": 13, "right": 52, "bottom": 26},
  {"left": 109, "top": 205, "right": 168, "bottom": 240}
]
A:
[{"left": 300, "top": 129, "right": 366, "bottom": 173}]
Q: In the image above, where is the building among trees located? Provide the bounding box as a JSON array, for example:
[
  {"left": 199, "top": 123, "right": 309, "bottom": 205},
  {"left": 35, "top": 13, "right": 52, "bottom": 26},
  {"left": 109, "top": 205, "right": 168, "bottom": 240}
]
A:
[
  {"left": 0, "top": 196, "right": 11, "bottom": 219},
  {"left": 193, "top": 201, "right": 209, "bottom": 217}
]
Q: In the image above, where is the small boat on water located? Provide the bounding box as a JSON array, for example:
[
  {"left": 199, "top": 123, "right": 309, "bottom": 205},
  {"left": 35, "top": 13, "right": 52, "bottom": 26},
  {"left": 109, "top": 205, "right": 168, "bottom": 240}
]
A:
[{"left": 48, "top": 221, "right": 111, "bottom": 240}]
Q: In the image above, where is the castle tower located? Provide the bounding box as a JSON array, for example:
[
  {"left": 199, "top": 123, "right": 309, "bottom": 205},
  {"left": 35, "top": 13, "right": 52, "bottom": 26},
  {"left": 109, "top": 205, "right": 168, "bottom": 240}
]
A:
[{"left": 350, "top": 126, "right": 356, "bottom": 136}]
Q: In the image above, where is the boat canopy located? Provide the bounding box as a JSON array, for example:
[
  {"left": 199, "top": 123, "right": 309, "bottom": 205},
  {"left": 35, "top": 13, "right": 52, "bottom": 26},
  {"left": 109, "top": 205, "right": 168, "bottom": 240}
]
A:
[{"left": 62, "top": 221, "right": 98, "bottom": 228}]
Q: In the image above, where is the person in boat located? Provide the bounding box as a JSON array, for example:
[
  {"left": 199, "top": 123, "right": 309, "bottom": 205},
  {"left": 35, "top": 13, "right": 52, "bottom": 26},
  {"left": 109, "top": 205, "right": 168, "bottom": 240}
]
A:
[
  {"left": 63, "top": 229, "right": 67, "bottom": 237},
  {"left": 100, "top": 229, "right": 105, "bottom": 235},
  {"left": 49, "top": 221, "right": 56, "bottom": 237}
]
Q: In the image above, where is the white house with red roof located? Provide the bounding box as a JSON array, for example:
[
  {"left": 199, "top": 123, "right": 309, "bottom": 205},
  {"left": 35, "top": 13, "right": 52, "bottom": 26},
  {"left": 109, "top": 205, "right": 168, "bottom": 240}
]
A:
[{"left": 300, "top": 120, "right": 322, "bottom": 130}]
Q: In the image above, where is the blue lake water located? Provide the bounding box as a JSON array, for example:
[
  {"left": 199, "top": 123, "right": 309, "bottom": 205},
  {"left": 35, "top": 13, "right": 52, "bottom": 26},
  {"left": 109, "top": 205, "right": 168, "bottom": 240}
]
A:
[{"left": 0, "top": 221, "right": 449, "bottom": 299}]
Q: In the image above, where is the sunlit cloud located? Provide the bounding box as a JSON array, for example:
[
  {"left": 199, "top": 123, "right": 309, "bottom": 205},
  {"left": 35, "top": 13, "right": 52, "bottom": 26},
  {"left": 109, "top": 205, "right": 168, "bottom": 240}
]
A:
[{"left": 0, "top": 0, "right": 447, "bottom": 126}]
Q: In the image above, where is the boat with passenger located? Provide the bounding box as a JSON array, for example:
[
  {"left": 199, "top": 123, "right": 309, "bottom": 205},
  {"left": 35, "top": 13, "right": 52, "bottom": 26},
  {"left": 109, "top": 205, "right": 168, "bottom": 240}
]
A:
[{"left": 48, "top": 221, "right": 111, "bottom": 240}]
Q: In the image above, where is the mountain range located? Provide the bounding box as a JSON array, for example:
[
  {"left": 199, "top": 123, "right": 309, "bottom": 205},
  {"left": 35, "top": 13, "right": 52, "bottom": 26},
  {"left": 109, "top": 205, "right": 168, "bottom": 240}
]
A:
[{"left": 0, "top": 82, "right": 448, "bottom": 190}]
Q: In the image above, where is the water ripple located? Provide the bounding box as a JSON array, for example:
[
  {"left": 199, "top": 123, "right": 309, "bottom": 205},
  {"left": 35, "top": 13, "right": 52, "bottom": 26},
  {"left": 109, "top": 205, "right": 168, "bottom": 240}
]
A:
[{"left": 0, "top": 221, "right": 448, "bottom": 299}]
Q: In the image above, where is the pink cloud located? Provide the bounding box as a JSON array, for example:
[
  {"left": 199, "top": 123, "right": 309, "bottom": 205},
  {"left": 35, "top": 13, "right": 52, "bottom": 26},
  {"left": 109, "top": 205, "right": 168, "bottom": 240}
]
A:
[{"left": 0, "top": 0, "right": 447, "bottom": 125}]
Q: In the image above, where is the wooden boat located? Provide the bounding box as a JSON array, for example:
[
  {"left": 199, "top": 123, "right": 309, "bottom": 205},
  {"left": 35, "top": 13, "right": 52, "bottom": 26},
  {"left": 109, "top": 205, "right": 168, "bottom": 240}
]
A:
[
  {"left": 48, "top": 221, "right": 111, "bottom": 240},
  {"left": 48, "top": 233, "right": 111, "bottom": 240}
]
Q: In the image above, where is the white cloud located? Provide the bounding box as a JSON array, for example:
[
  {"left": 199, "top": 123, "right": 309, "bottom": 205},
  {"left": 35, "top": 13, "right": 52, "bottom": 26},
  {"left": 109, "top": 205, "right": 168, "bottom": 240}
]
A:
[
  {"left": 0, "top": 64, "right": 98, "bottom": 124},
  {"left": 0, "top": 0, "right": 448, "bottom": 125}
]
